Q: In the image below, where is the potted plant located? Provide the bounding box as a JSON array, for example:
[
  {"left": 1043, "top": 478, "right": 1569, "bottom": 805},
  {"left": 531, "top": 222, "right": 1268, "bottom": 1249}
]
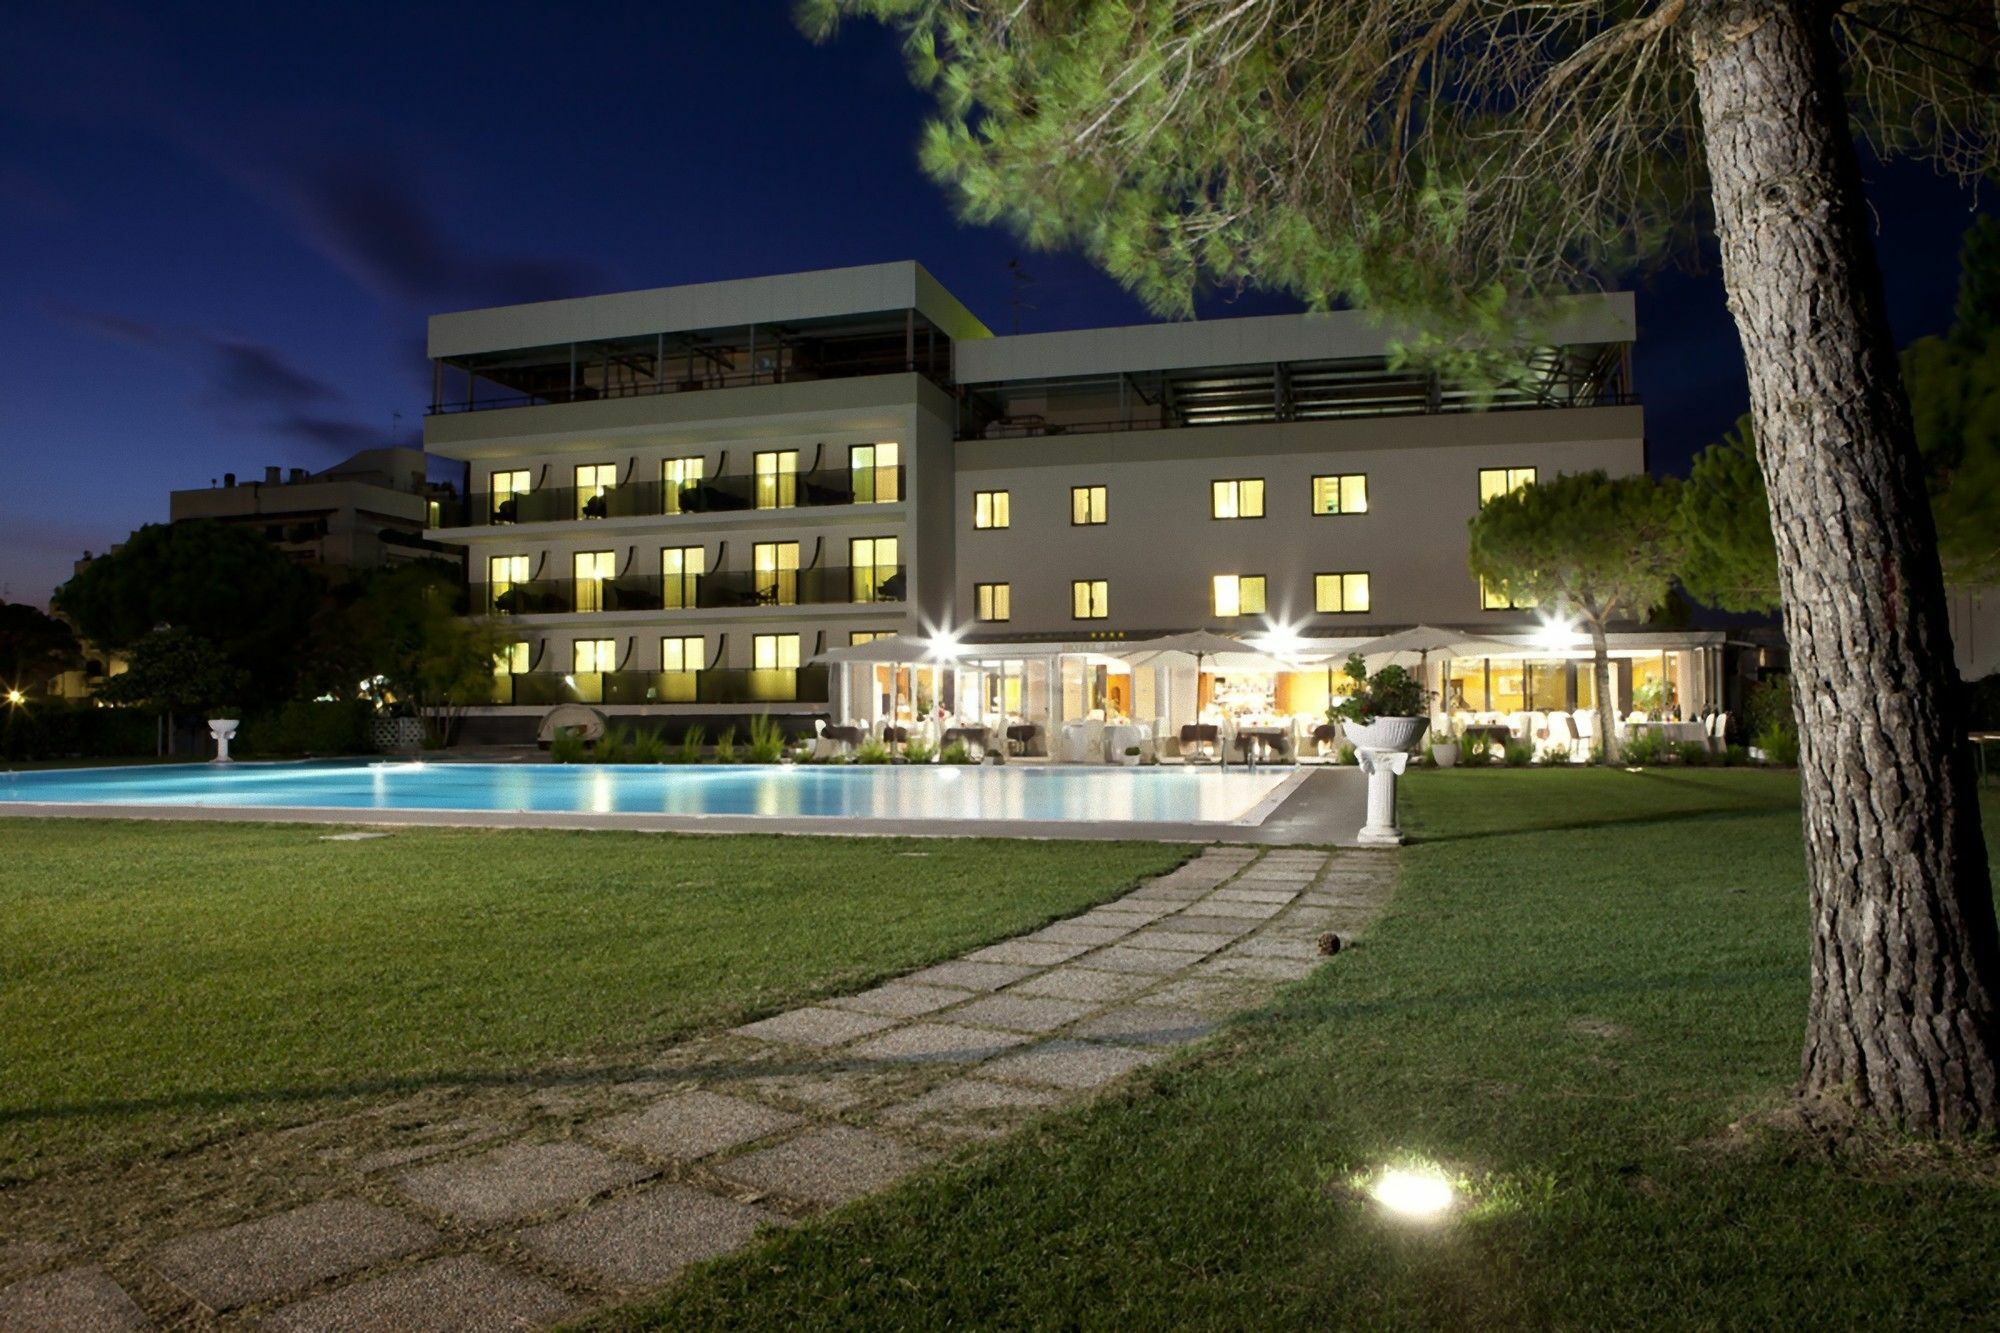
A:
[
  {"left": 1120, "top": 743, "right": 1143, "bottom": 767},
  {"left": 1330, "top": 653, "right": 1429, "bottom": 753},
  {"left": 1431, "top": 717, "right": 1460, "bottom": 768}
]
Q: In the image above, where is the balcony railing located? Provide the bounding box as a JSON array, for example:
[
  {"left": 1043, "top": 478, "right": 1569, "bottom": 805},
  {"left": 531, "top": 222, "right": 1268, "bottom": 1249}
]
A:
[
  {"left": 435, "top": 467, "right": 903, "bottom": 528},
  {"left": 491, "top": 666, "right": 830, "bottom": 706},
  {"left": 479, "top": 565, "right": 906, "bottom": 615}
]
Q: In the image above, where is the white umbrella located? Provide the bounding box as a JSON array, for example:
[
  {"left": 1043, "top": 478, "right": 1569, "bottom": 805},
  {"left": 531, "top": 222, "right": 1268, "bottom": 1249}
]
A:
[
  {"left": 809, "top": 633, "right": 949, "bottom": 665},
  {"left": 1119, "top": 629, "right": 1259, "bottom": 675},
  {"left": 1345, "top": 626, "right": 1520, "bottom": 713}
]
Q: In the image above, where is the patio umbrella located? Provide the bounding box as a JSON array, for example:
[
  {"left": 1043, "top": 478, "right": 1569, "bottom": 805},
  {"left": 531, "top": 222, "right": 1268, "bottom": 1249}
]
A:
[
  {"left": 1346, "top": 626, "right": 1521, "bottom": 711},
  {"left": 808, "top": 633, "right": 949, "bottom": 665},
  {"left": 1118, "top": 629, "right": 1251, "bottom": 677}
]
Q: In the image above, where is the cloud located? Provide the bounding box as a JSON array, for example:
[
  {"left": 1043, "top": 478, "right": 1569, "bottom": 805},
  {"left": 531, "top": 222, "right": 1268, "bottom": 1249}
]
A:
[
  {"left": 285, "top": 156, "right": 600, "bottom": 310},
  {"left": 44, "top": 302, "right": 393, "bottom": 458}
]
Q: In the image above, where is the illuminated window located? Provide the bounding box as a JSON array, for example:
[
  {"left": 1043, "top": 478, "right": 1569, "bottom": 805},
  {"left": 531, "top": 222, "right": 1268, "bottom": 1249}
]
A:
[
  {"left": 1481, "top": 577, "right": 1535, "bottom": 610},
  {"left": 1478, "top": 467, "right": 1537, "bottom": 505},
  {"left": 1071, "top": 579, "right": 1109, "bottom": 619},
  {"left": 1315, "top": 572, "right": 1372, "bottom": 614},
  {"left": 575, "top": 464, "right": 617, "bottom": 519},
  {"left": 1312, "top": 474, "right": 1369, "bottom": 515},
  {"left": 850, "top": 536, "right": 900, "bottom": 602},
  {"left": 573, "top": 551, "right": 614, "bottom": 612},
  {"left": 487, "top": 554, "right": 529, "bottom": 613},
  {"left": 493, "top": 642, "right": 529, "bottom": 675},
  {"left": 661, "top": 545, "right": 704, "bottom": 609},
  {"left": 1210, "top": 479, "right": 1265, "bottom": 519},
  {"left": 572, "top": 638, "right": 616, "bottom": 674},
  {"left": 753, "top": 541, "right": 799, "bottom": 605},
  {"left": 1212, "top": 574, "right": 1267, "bottom": 618},
  {"left": 850, "top": 630, "right": 895, "bottom": 645},
  {"left": 850, "top": 442, "right": 900, "bottom": 503},
  {"left": 1070, "top": 485, "right": 1108, "bottom": 525},
  {"left": 489, "top": 470, "right": 529, "bottom": 523},
  {"left": 975, "top": 582, "right": 1011, "bottom": 622},
  {"left": 755, "top": 450, "right": 799, "bottom": 509},
  {"left": 753, "top": 633, "right": 801, "bottom": 670},
  {"left": 426, "top": 498, "right": 442, "bottom": 528},
  {"left": 661, "top": 456, "right": 703, "bottom": 514},
  {"left": 973, "top": 490, "right": 1011, "bottom": 529},
  {"left": 660, "top": 635, "right": 704, "bottom": 673}
]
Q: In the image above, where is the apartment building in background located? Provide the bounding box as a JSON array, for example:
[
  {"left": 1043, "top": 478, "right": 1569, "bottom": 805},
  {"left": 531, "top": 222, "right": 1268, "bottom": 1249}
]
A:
[
  {"left": 170, "top": 446, "right": 457, "bottom": 573},
  {"left": 423, "top": 262, "right": 1700, "bottom": 741}
]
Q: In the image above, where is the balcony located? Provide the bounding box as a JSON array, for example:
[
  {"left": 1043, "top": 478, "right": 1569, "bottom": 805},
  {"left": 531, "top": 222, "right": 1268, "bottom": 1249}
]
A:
[
  {"left": 433, "top": 467, "right": 903, "bottom": 528},
  {"left": 479, "top": 565, "right": 906, "bottom": 616},
  {"left": 491, "top": 666, "right": 830, "bottom": 706}
]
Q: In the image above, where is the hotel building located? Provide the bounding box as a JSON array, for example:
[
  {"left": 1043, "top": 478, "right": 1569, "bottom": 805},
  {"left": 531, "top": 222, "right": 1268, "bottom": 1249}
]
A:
[{"left": 423, "top": 262, "right": 1725, "bottom": 746}]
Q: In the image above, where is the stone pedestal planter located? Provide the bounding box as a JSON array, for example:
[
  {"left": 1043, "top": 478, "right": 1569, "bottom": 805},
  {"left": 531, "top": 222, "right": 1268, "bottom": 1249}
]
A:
[
  {"left": 207, "top": 718, "right": 240, "bottom": 763},
  {"left": 1344, "top": 717, "right": 1428, "bottom": 846}
]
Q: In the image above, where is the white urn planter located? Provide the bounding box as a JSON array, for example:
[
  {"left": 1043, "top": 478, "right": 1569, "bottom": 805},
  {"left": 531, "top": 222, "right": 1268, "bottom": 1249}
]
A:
[
  {"left": 1431, "top": 741, "right": 1460, "bottom": 769},
  {"left": 207, "top": 718, "right": 240, "bottom": 763},
  {"left": 1343, "top": 716, "right": 1430, "bottom": 846}
]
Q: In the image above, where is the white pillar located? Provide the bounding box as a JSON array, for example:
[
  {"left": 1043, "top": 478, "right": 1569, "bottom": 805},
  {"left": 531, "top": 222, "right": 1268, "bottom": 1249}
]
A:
[
  {"left": 208, "top": 719, "right": 240, "bottom": 763},
  {"left": 1355, "top": 748, "right": 1409, "bottom": 845}
]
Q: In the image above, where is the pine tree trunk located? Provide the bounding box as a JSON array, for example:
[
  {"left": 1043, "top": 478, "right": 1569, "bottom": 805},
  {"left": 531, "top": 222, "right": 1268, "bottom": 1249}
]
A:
[
  {"left": 1589, "top": 618, "right": 1618, "bottom": 765},
  {"left": 1688, "top": 0, "right": 2000, "bottom": 1132}
]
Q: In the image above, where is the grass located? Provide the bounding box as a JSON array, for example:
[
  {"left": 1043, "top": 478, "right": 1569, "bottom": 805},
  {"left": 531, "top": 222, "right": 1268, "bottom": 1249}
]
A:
[
  {"left": 0, "top": 821, "right": 1182, "bottom": 1182},
  {"left": 609, "top": 769, "right": 2000, "bottom": 1330}
]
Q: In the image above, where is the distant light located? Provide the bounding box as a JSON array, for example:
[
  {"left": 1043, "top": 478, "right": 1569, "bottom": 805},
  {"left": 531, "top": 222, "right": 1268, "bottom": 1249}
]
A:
[
  {"left": 1254, "top": 620, "right": 1308, "bottom": 658},
  {"left": 1536, "top": 614, "right": 1581, "bottom": 654},
  {"left": 927, "top": 630, "right": 964, "bottom": 661},
  {"left": 5, "top": 689, "right": 23, "bottom": 706},
  {"left": 1370, "top": 1167, "right": 1454, "bottom": 1220}
]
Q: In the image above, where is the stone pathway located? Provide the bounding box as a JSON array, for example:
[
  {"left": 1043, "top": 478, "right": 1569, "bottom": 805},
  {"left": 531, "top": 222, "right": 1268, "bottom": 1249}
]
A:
[{"left": 0, "top": 846, "right": 1395, "bottom": 1331}]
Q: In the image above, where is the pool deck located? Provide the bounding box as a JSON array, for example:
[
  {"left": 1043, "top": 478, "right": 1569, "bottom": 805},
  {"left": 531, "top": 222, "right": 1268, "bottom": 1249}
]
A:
[{"left": 0, "top": 766, "right": 1369, "bottom": 845}]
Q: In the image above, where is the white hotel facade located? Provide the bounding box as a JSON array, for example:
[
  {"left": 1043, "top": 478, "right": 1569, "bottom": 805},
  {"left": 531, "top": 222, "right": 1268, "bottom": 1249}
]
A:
[{"left": 424, "top": 262, "right": 1724, "bottom": 745}]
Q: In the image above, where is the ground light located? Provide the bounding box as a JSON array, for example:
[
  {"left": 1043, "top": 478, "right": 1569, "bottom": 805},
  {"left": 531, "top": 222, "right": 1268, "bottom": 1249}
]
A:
[
  {"left": 1369, "top": 1166, "right": 1455, "bottom": 1220},
  {"left": 5, "top": 689, "right": 23, "bottom": 706}
]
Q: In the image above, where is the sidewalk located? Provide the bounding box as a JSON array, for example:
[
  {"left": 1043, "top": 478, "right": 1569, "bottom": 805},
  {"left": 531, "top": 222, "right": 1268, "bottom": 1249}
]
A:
[{"left": 0, "top": 844, "right": 1397, "bottom": 1331}]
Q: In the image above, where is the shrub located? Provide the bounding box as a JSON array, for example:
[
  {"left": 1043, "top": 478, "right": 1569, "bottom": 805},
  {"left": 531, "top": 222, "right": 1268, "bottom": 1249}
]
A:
[
  {"left": 626, "top": 728, "right": 669, "bottom": 764},
  {"left": 1463, "top": 732, "right": 1494, "bottom": 765},
  {"left": 1755, "top": 720, "right": 1799, "bottom": 766},
  {"left": 1329, "top": 653, "right": 1425, "bottom": 724},
  {"left": 855, "top": 737, "right": 891, "bottom": 764},
  {"left": 0, "top": 702, "right": 158, "bottom": 760},
  {"left": 1588, "top": 743, "right": 1606, "bottom": 765},
  {"left": 1503, "top": 739, "right": 1534, "bottom": 767},
  {"left": 1723, "top": 743, "right": 1751, "bottom": 766},
  {"left": 745, "top": 713, "right": 786, "bottom": 763},
  {"left": 675, "top": 725, "right": 707, "bottom": 765},
  {"left": 1337, "top": 742, "right": 1357, "bottom": 766},
  {"left": 1743, "top": 675, "right": 1794, "bottom": 738},
  {"left": 1541, "top": 742, "right": 1572, "bottom": 765},
  {"left": 1674, "top": 739, "right": 1711, "bottom": 766},
  {"left": 595, "top": 727, "right": 631, "bottom": 763},
  {"left": 1621, "top": 728, "right": 1667, "bottom": 766},
  {"left": 549, "top": 729, "right": 587, "bottom": 763},
  {"left": 238, "top": 699, "right": 371, "bottom": 756},
  {"left": 904, "top": 736, "right": 937, "bottom": 763},
  {"left": 939, "top": 739, "right": 975, "bottom": 764},
  {"left": 711, "top": 726, "right": 738, "bottom": 763}
]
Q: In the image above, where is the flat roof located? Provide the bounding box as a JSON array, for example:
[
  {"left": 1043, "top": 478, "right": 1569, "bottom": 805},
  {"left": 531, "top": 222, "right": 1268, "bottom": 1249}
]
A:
[
  {"left": 428, "top": 261, "right": 992, "bottom": 359},
  {"left": 953, "top": 294, "right": 1636, "bottom": 384}
]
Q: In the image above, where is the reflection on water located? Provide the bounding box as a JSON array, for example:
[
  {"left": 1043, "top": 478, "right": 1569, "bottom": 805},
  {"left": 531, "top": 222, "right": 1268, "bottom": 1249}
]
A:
[{"left": 0, "top": 762, "right": 1288, "bottom": 825}]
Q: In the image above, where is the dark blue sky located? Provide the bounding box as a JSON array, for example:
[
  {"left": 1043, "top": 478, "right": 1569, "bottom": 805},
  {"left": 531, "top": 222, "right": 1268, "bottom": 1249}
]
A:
[{"left": 2, "top": 1, "right": 1989, "bottom": 606}]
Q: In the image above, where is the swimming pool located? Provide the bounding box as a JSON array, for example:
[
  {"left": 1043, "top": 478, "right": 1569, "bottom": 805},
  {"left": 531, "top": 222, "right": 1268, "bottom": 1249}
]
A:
[{"left": 0, "top": 762, "right": 1300, "bottom": 827}]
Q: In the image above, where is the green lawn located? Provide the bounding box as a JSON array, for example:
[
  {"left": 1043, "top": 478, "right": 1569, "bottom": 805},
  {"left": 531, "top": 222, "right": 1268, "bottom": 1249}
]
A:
[
  {"left": 0, "top": 822, "right": 1181, "bottom": 1182},
  {"left": 611, "top": 770, "right": 2000, "bottom": 1330}
]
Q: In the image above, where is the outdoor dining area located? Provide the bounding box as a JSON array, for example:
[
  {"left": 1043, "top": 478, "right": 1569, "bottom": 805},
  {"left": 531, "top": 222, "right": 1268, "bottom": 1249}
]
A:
[{"left": 806, "top": 626, "right": 1730, "bottom": 765}]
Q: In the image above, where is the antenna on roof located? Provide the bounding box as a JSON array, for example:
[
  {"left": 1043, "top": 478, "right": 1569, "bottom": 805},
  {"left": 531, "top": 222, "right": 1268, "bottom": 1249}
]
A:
[{"left": 1007, "top": 258, "right": 1036, "bottom": 335}]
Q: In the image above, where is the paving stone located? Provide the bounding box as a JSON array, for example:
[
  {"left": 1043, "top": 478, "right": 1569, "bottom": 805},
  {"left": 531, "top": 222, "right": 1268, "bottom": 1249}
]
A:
[
  {"left": 731, "top": 1006, "right": 901, "bottom": 1048},
  {"left": 1078, "top": 903, "right": 1173, "bottom": 924},
  {"left": 875, "top": 1078, "right": 1064, "bottom": 1141},
  {"left": 1025, "top": 922, "right": 1134, "bottom": 947},
  {"left": 1125, "top": 928, "right": 1238, "bottom": 954},
  {"left": 0, "top": 1266, "right": 146, "bottom": 1332},
  {"left": 1187, "top": 898, "right": 1288, "bottom": 920},
  {"left": 979, "top": 1040, "right": 1166, "bottom": 1091},
  {"left": 1127, "top": 884, "right": 1212, "bottom": 902},
  {"left": 590, "top": 1090, "right": 802, "bottom": 1162},
  {"left": 1199, "top": 954, "right": 1322, "bottom": 981},
  {"left": 517, "top": 1182, "right": 785, "bottom": 1288},
  {"left": 1013, "top": 966, "right": 1155, "bottom": 1003},
  {"left": 1229, "top": 935, "right": 1325, "bottom": 960},
  {"left": 1079, "top": 946, "right": 1195, "bottom": 976},
  {"left": 1137, "top": 976, "right": 1263, "bottom": 1013},
  {"left": 1073, "top": 1005, "right": 1217, "bottom": 1047},
  {"left": 732, "top": 1068, "right": 912, "bottom": 1114},
  {"left": 825, "top": 983, "right": 969, "bottom": 1018},
  {"left": 1149, "top": 913, "right": 1257, "bottom": 937},
  {"left": 965, "top": 939, "right": 1091, "bottom": 967},
  {"left": 905, "top": 959, "right": 1040, "bottom": 992},
  {"left": 947, "top": 992, "right": 1097, "bottom": 1033},
  {"left": 346, "top": 1121, "right": 510, "bottom": 1174},
  {"left": 152, "top": 1198, "right": 437, "bottom": 1311},
  {"left": 263, "top": 1255, "right": 574, "bottom": 1332},
  {"left": 396, "top": 1141, "right": 653, "bottom": 1225},
  {"left": 1211, "top": 887, "right": 1303, "bottom": 904},
  {"left": 846, "top": 1022, "right": 1034, "bottom": 1064},
  {"left": 720, "top": 1126, "right": 936, "bottom": 1207}
]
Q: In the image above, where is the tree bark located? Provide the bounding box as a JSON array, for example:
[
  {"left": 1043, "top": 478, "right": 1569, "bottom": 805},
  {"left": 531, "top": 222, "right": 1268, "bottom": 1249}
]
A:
[
  {"left": 1688, "top": 0, "right": 2000, "bottom": 1132},
  {"left": 1588, "top": 616, "right": 1618, "bottom": 764}
]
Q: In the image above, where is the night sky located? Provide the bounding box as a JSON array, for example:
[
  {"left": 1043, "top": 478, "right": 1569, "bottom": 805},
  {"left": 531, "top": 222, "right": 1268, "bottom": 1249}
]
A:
[{"left": 2, "top": 2, "right": 1990, "bottom": 607}]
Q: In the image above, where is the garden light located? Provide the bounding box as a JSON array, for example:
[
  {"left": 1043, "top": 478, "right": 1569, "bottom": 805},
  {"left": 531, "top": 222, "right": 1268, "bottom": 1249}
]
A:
[
  {"left": 5, "top": 689, "right": 23, "bottom": 706},
  {"left": 1536, "top": 614, "right": 1581, "bottom": 654},
  {"left": 1370, "top": 1167, "right": 1455, "bottom": 1220}
]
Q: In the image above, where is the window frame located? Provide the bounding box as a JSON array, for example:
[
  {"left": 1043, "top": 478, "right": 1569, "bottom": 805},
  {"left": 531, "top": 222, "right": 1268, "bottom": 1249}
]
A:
[
  {"left": 1477, "top": 466, "right": 1538, "bottom": 507},
  {"left": 1314, "top": 571, "right": 1372, "bottom": 615},
  {"left": 973, "top": 489, "right": 1011, "bottom": 530},
  {"left": 1070, "top": 578, "right": 1110, "bottom": 620},
  {"left": 660, "top": 635, "right": 705, "bottom": 674},
  {"left": 1069, "top": 485, "right": 1108, "bottom": 526},
  {"left": 572, "top": 637, "right": 616, "bottom": 675},
  {"left": 1310, "top": 473, "right": 1370, "bottom": 517},
  {"left": 753, "top": 632, "right": 801, "bottom": 671},
  {"left": 1211, "top": 573, "right": 1268, "bottom": 618},
  {"left": 660, "top": 456, "right": 704, "bottom": 515},
  {"left": 1210, "top": 478, "right": 1266, "bottom": 520},
  {"left": 974, "top": 581, "right": 1012, "bottom": 622}
]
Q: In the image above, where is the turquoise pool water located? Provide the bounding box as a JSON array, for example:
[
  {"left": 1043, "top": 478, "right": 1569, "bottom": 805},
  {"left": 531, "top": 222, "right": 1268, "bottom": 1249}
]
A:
[{"left": 0, "top": 762, "right": 1294, "bottom": 825}]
